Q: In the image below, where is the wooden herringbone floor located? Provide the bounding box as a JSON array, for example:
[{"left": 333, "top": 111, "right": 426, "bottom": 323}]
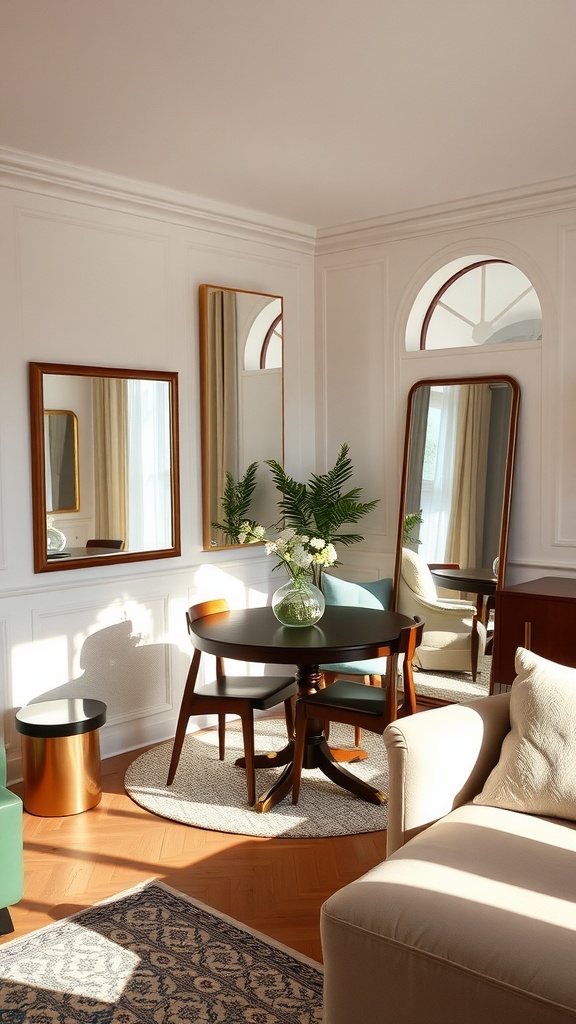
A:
[{"left": 5, "top": 736, "right": 389, "bottom": 963}]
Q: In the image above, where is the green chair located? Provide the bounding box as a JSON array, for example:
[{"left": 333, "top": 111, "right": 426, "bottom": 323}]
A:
[
  {"left": 0, "top": 744, "right": 24, "bottom": 934},
  {"left": 319, "top": 575, "right": 394, "bottom": 747}
]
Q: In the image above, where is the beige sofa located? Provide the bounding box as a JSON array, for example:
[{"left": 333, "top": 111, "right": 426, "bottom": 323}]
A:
[{"left": 321, "top": 685, "right": 576, "bottom": 1023}]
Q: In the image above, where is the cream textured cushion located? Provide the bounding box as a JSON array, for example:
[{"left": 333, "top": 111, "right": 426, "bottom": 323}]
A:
[
  {"left": 401, "top": 547, "right": 438, "bottom": 601},
  {"left": 419, "top": 630, "right": 471, "bottom": 651},
  {"left": 473, "top": 647, "right": 576, "bottom": 819}
]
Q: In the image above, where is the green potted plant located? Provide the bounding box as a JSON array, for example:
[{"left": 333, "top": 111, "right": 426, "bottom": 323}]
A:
[
  {"left": 265, "top": 444, "right": 379, "bottom": 586},
  {"left": 211, "top": 461, "right": 259, "bottom": 545},
  {"left": 403, "top": 510, "right": 424, "bottom": 548}
]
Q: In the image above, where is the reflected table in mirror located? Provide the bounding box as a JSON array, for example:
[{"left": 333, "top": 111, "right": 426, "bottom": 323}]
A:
[
  {"left": 188, "top": 605, "right": 415, "bottom": 812},
  {"left": 47, "top": 546, "right": 125, "bottom": 561},
  {"left": 431, "top": 567, "right": 497, "bottom": 626}
]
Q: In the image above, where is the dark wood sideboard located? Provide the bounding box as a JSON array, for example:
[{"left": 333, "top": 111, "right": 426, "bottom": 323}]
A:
[{"left": 492, "top": 576, "right": 576, "bottom": 688}]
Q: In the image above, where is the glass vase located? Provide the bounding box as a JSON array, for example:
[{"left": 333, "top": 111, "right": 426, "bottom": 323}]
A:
[
  {"left": 272, "top": 578, "right": 325, "bottom": 627},
  {"left": 47, "top": 524, "right": 66, "bottom": 553}
]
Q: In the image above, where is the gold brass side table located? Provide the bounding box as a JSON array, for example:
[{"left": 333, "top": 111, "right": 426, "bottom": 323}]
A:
[{"left": 15, "top": 698, "right": 107, "bottom": 816}]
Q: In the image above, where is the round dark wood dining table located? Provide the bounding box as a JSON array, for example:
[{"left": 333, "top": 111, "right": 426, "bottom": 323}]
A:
[{"left": 189, "top": 604, "right": 415, "bottom": 812}]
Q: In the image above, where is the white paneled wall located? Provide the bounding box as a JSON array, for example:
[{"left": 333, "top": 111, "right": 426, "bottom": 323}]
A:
[
  {"left": 316, "top": 204, "right": 576, "bottom": 591},
  {"left": 0, "top": 156, "right": 315, "bottom": 781},
  {"left": 4, "top": 148, "right": 576, "bottom": 783}
]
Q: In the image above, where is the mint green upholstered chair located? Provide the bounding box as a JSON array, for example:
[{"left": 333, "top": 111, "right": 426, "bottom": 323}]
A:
[
  {"left": 0, "top": 744, "right": 24, "bottom": 934},
  {"left": 320, "top": 575, "right": 394, "bottom": 747}
]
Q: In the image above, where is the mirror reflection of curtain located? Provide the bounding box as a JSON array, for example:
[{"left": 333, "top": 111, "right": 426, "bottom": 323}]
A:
[
  {"left": 420, "top": 386, "right": 459, "bottom": 561},
  {"left": 207, "top": 289, "right": 239, "bottom": 528},
  {"left": 93, "top": 378, "right": 128, "bottom": 543},
  {"left": 405, "top": 387, "right": 430, "bottom": 547},
  {"left": 445, "top": 383, "right": 491, "bottom": 567},
  {"left": 127, "top": 380, "right": 171, "bottom": 550}
]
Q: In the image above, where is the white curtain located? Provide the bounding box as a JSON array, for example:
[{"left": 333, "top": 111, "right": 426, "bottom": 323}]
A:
[
  {"left": 127, "top": 380, "right": 171, "bottom": 551},
  {"left": 93, "top": 378, "right": 128, "bottom": 543},
  {"left": 446, "top": 383, "right": 491, "bottom": 567},
  {"left": 420, "top": 386, "right": 459, "bottom": 562},
  {"left": 207, "top": 289, "right": 238, "bottom": 530}
]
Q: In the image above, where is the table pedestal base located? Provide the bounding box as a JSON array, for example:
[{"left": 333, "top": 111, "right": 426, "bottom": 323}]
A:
[
  {"left": 237, "top": 734, "right": 383, "bottom": 813},
  {"left": 237, "top": 662, "right": 386, "bottom": 811}
]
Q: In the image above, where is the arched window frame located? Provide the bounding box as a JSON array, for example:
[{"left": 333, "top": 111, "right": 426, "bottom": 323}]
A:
[{"left": 412, "top": 256, "right": 542, "bottom": 351}]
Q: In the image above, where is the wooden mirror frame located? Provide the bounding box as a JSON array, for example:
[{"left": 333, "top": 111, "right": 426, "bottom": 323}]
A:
[
  {"left": 199, "top": 284, "right": 284, "bottom": 550},
  {"left": 30, "top": 362, "right": 181, "bottom": 573},
  {"left": 393, "top": 374, "right": 520, "bottom": 606}
]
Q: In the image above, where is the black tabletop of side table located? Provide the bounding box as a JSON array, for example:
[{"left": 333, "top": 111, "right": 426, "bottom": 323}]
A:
[{"left": 15, "top": 698, "right": 107, "bottom": 738}]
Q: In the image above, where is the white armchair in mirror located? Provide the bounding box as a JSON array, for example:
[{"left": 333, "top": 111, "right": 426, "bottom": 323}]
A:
[{"left": 397, "top": 547, "right": 486, "bottom": 680}]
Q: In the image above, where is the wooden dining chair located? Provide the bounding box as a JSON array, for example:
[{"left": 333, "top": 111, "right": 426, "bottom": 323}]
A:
[
  {"left": 319, "top": 574, "right": 394, "bottom": 747},
  {"left": 291, "top": 616, "right": 424, "bottom": 805},
  {"left": 167, "top": 598, "right": 297, "bottom": 806}
]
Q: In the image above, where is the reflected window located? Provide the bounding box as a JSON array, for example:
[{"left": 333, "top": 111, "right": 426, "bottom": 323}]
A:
[
  {"left": 244, "top": 298, "right": 283, "bottom": 369},
  {"left": 406, "top": 256, "right": 542, "bottom": 350}
]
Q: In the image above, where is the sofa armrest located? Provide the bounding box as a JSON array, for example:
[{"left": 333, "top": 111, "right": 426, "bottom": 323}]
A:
[{"left": 384, "top": 692, "right": 511, "bottom": 856}]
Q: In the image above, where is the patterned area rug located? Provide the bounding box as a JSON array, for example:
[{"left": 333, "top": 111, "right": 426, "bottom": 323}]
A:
[
  {"left": 0, "top": 880, "right": 323, "bottom": 1023},
  {"left": 125, "top": 719, "right": 389, "bottom": 838}
]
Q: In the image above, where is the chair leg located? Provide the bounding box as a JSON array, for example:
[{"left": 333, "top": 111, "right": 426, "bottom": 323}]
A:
[
  {"left": 217, "top": 714, "right": 226, "bottom": 759},
  {"left": 291, "top": 703, "right": 308, "bottom": 805},
  {"left": 354, "top": 674, "right": 382, "bottom": 747},
  {"left": 167, "top": 649, "right": 201, "bottom": 785},
  {"left": 239, "top": 710, "right": 256, "bottom": 806},
  {"left": 385, "top": 655, "right": 399, "bottom": 724},
  {"left": 399, "top": 654, "right": 417, "bottom": 717},
  {"left": 321, "top": 671, "right": 336, "bottom": 743},
  {"left": 471, "top": 618, "right": 480, "bottom": 681}
]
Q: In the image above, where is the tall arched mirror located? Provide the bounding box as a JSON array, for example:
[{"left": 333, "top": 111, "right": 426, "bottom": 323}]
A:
[
  {"left": 200, "top": 285, "right": 284, "bottom": 549},
  {"left": 389, "top": 374, "right": 520, "bottom": 610},
  {"left": 30, "top": 362, "right": 181, "bottom": 573}
]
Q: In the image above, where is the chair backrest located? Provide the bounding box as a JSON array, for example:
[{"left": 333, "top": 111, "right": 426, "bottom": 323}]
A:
[
  {"left": 400, "top": 548, "right": 438, "bottom": 602},
  {"left": 323, "top": 574, "right": 393, "bottom": 610},
  {"left": 86, "top": 539, "right": 124, "bottom": 550},
  {"left": 186, "top": 597, "right": 230, "bottom": 633},
  {"left": 398, "top": 614, "right": 425, "bottom": 658}
]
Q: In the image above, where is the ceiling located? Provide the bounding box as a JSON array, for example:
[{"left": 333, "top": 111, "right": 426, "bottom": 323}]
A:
[{"left": 2, "top": 0, "right": 576, "bottom": 230}]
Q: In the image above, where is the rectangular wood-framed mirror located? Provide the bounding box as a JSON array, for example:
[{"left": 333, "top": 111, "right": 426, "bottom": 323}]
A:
[
  {"left": 199, "top": 284, "right": 284, "bottom": 549},
  {"left": 30, "top": 362, "right": 181, "bottom": 572}
]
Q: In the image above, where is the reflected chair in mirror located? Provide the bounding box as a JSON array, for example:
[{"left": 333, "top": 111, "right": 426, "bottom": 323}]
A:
[
  {"left": 291, "top": 616, "right": 424, "bottom": 805},
  {"left": 319, "top": 575, "right": 394, "bottom": 748},
  {"left": 167, "top": 598, "right": 297, "bottom": 806},
  {"left": 86, "top": 539, "right": 124, "bottom": 550},
  {"left": 397, "top": 547, "right": 486, "bottom": 681}
]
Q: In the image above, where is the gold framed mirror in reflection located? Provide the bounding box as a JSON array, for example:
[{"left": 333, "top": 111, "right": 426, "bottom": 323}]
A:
[
  {"left": 392, "top": 375, "right": 520, "bottom": 696},
  {"left": 30, "top": 362, "right": 181, "bottom": 573},
  {"left": 199, "top": 284, "right": 284, "bottom": 549},
  {"left": 44, "top": 409, "right": 79, "bottom": 513}
]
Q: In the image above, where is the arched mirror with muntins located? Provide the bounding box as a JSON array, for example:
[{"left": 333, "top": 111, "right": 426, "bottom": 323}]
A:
[{"left": 406, "top": 255, "right": 542, "bottom": 351}]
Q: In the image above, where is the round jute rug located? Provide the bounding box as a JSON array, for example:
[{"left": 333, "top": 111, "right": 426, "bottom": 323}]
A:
[{"left": 124, "top": 719, "right": 389, "bottom": 839}]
